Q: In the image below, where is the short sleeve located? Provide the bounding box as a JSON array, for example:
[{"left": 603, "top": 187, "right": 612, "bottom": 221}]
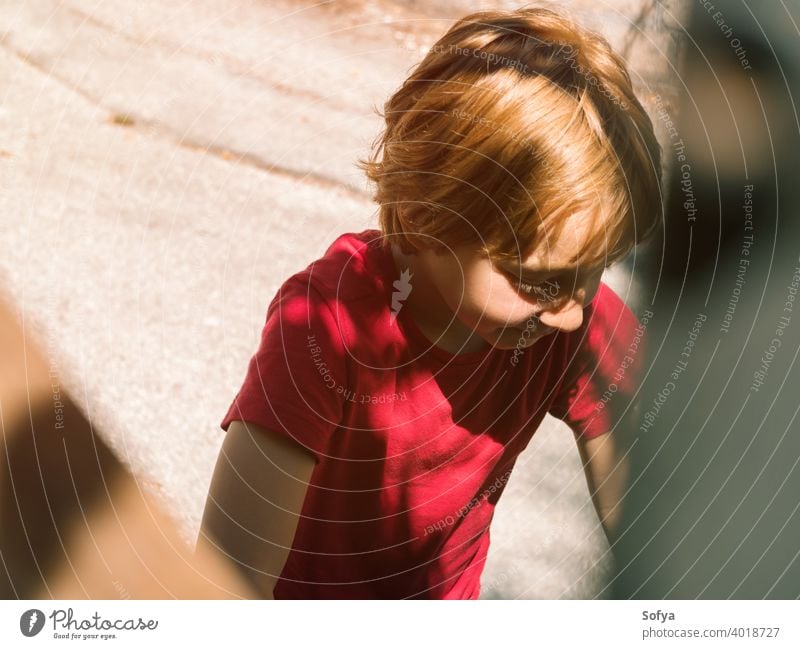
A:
[
  {"left": 548, "top": 283, "right": 646, "bottom": 441},
  {"left": 220, "top": 276, "right": 348, "bottom": 463}
]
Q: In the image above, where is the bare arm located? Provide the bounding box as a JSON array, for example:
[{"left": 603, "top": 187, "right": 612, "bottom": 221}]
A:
[
  {"left": 575, "top": 430, "right": 631, "bottom": 547},
  {"left": 197, "top": 420, "right": 316, "bottom": 599}
]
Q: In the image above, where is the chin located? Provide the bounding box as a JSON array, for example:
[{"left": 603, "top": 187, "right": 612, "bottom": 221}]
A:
[
  {"left": 487, "top": 326, "right": 554, "bottom": 350},
  {"left": 487, "top": 327, "right": 535, "bottom": 348},
  {"left": 490, "top": 340, "right": 521, "bottom": 350}
]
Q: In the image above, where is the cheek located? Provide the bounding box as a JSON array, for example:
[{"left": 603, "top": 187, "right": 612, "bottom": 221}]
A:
[{"left": 446, "top": 273, "right": 535, "bottom": 328}]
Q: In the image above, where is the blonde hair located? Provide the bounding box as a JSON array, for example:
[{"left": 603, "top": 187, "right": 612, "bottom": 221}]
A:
[{"left": 358, "top": 6, "right": 663, "bottom": 267}]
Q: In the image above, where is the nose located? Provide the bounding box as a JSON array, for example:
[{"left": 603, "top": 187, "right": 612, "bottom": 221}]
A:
[{"left": 536, "top": 297, "right": 585, "bottom": 333}]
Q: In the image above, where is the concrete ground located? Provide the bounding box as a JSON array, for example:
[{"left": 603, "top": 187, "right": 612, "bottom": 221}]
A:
[{"left": 0, "top": 0, "right": 687, "bottom": 598}]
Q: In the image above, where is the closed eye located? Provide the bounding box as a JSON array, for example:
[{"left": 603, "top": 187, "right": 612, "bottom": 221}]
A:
[
  {"left": 516, "top": 278, "right": 537, "bottom": 295},
  {"left": 500, "top": 269, "right": 560, "bottom": 300}
]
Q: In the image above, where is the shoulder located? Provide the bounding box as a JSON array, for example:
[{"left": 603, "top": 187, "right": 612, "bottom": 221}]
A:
[
  {"left": 575, "top": 281, "right": 646, "bottom": 389},
  {"left": 582, "top": 282, "right": 641, "bottom": 344},
  {"left": 264, "top": 229, "right": 394, "bottom": 349},
  {"left": 555, "top": 281, "right": 643, "bottom": 378},
  {"left": 291, "top": 229, "right": 390, "bottom": 303}
]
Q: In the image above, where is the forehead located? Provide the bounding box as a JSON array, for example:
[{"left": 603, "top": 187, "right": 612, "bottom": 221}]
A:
[{"left": 511, "top": 212, "right": 617, "bottom": 272}]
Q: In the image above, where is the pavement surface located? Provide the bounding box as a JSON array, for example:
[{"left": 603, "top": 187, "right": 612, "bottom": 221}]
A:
[{"left": 0, "top": 0, "right": 688, "bottom": 598}]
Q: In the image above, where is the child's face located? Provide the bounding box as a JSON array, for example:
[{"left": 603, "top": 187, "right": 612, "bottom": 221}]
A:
[{"left": 415, "top": 218, "right": 606, "bottom": 350}]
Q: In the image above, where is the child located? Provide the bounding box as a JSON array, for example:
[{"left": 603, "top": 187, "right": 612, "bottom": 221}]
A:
[{"left": 199, "top": 6, "right": 662, "bottom": 599}]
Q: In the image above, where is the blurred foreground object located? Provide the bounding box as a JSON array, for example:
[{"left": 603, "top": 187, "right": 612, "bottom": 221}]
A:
[
  {"left": 0, "top": 295, "right": 254, "bottom": 599},
  {"left": 612, "top": 0, "right": 800, "bottom": 597}
]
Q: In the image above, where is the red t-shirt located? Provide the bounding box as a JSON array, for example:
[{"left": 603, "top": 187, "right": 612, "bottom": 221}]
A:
[{"left": 220, "top": 229, "right": 642, "bottom": 599}]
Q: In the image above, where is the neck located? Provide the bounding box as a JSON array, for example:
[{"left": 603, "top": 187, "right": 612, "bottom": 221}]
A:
[{"left": 389, "top": 243, "right": 488, "bottom": 354}]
